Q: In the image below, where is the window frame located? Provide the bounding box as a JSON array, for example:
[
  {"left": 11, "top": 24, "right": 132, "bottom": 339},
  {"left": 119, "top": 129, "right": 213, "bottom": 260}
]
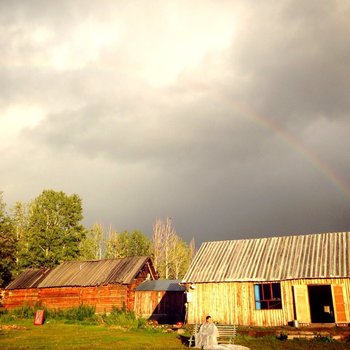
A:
[{"left": 254, "top": 282, "right": 282, "bottom": 310}]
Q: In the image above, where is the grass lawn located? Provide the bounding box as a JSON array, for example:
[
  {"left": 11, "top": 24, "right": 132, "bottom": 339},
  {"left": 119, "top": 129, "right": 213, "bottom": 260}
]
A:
[
  {"left": 1, "top": 320, "right": 350, "bottom": 350},
  {"left": 237, "top": 335, "right": 350, "bottom": 350},
  {"left": 0, "top": 320, "right": 187, "bottom": 349}
]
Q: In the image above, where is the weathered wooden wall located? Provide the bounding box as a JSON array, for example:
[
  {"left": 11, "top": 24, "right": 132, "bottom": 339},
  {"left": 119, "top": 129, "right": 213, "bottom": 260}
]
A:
[
  {"left": 186, "top": 278, "right": 350, "bottom": 326},
  {"left": 2, "top": 288, "right": 39, "bottom": 310},
  {"left": 134, "top": 291, "right": 185, "bottom": 323},
  {"left": 3, "top": 284, "right": 133, "bottom": 313},
  {"left": 41, "top": 285, "right": 131, "bottom": 313}
]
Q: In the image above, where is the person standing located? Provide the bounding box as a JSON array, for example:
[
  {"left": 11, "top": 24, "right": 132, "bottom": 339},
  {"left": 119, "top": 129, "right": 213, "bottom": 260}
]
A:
[{"left": 195, "top": 315, "right": 219, "bottom": 349}]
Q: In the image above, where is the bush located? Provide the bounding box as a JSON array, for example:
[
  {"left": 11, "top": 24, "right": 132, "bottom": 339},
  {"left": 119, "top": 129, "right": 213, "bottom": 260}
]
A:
[
  {"left": 11, "top": 305, "right": 36, "bottom": 319},
  {"left": 98, "top": 306, "right": 146, "bottom": 329},
  {"left": 0, "top": 308, "right": 16, "bottom": 323},
  {"left": 45, "top": 305, "right": 96, "bottom": 322},
  {"left": 2, "top": 305, "right": 97, "bottom": 323},
  {"left": 1, "top": 305, "right": 147, "bottom": 329},
  {"left": 276, "top": 333, "right": 288, "bottom": 340},
  {"left": 0, "top": 308, "right": 8, "bottom": 317},
  {"left": 313, "top": 334, "right": 334, "bottom": 343}
]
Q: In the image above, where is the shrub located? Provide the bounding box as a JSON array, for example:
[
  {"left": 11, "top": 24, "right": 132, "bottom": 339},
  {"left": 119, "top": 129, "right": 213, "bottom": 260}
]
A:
[
  {"left": 1, "top": 305, "right": 148, "bottom": 328},
  {"left": 98, "top": 306, "right": 146, "bottom": 329},
  {"left": 2, "top": 305, "right": 97, "bottom": 323},
  {"left": 45, "top": 305, "right": 96, "bottom": 322},
  {"left": 0, "top": 308, "right": 16, "bottom": 323},
  {"left": 276, "top": 333, "right": 288, "bottom": 340},
  {"left": 11, "top": 305, "right": 36, "bottom": 318},
  {"left": 313, "top": 334, "right": 334, "bottom": 343}
]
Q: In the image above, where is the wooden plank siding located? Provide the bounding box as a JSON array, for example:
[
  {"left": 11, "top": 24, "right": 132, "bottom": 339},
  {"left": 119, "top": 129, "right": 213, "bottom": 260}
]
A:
[
  {"left": 40, "top": 285, "right": 130, "bottom": 313},
  {"left": 3, "top": 288, "right": 40, "bottom": 309},
  {"left": 186, "top": 278, "right": 350, "bottom": 326},
  {"left": 134, "top": 291, "right": 185, "bottom": 322},
  {"left": 3, "top": 285, "right": 131, "bottom": 313}
]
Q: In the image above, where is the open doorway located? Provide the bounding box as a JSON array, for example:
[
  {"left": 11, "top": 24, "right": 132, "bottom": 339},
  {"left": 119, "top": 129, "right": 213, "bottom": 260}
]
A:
[{"left": 308, "top": 285, "right": 335, "bottom": 323}]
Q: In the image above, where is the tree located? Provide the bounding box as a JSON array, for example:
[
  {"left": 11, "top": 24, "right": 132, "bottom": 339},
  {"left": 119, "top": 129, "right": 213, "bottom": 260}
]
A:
[
  {"left": 106, "top": 229, "right": 151, "bottom": 258},
  {"left": 0, "top": 192, "right": 17, "bottom": 287},
  {"left": 11, "top": 201, "right": 29, "bottom": 273},
  {"left": 20, "top": 190, "right": 85, "bottom": 268},
  {"left": 152, "top": 217, "right": 176, "bottom": 278},
  {"left": 168, "top": 235, "right": 193, "bottom": 279},
  {"left": 152, "top": 217, "right": 192, "bottom": 279},
  {"left": 79, "top": 222, "right": 105, "bottom": 260}
]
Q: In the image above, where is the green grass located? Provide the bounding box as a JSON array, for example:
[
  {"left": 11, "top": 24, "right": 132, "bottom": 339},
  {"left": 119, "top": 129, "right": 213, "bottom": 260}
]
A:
[
  {"left": 0, "top": 319, "right": 187, "bottom": 349},
  {"left": 236, "top": 334, "right": 350, "bottom": 350},
  {"left": 1, "top": 315, "right": 349, "bottom": 349},
  {"left": 1, "top": 324, "right": 350, "bottom": 350}
]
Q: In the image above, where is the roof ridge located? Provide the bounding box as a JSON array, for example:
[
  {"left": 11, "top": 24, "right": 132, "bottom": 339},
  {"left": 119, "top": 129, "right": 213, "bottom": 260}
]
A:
[{"left": 200, "top": 231, "right": 348, "bottom": 244}]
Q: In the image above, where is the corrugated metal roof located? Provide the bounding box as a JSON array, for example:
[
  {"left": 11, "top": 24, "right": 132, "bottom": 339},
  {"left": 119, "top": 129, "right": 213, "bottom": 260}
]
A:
[
  {"left": 135, "top": 279, "right": 185, "bottom": 292},
  {"left": 6, "top": 269, "right": 51, "bottom": 290},
  {"left": 182, "top": 232, "right": 350, "bottom": 283},
  {"left": 37, "top": 256, "right": 151, "bottom": 288}
]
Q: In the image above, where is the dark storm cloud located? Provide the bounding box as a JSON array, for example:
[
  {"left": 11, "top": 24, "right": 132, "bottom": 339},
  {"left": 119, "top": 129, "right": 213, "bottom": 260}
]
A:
[
  {"left": 228, "top": 1, "right": 350, "bottom": 124},
  {"left": 2, "top": 1, "right": 350, "bottom": 245}
]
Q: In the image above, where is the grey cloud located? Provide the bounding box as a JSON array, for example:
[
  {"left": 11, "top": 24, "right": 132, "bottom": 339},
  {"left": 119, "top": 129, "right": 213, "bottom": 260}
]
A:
[
  {"left": 25, "top": 91, "right": 276, "bottom": 170},
  {"left": 229, "top": 1, "right": 350, "bottom": 124},
  {"left": 2, "top": 0, "right": 350, "bottom": 245}
]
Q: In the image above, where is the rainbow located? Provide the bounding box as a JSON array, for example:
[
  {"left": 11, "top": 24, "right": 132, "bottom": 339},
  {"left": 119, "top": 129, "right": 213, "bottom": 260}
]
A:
[{"left": 229, "top": 101, "right": 350, "bottom": 200}]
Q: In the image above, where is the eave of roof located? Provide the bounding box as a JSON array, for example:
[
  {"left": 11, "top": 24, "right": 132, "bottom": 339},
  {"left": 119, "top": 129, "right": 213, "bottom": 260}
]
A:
[
  {"left": 5, "top": 268, "right": 51, "bottom": 290},
  {"left": 135, "top": 279, "right": 185, "bottom": 291}
]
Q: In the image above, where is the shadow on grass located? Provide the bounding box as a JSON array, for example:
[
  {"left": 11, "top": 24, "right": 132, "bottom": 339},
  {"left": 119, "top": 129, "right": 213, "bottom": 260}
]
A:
[{"left": 179, "top": 334, "right": 190, "bottom": 347}]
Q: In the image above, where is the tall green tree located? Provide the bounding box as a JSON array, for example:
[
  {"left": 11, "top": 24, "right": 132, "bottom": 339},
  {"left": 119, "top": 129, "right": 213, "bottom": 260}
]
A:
[
  {"left": 20, "top": 190, "right": 85, "bottom": 268},
  {"left": 106, "top": 230, "right": 151, "bottom": 258},
  {"left": 0, "top": 192, "right": 17, "bottom": 287}
]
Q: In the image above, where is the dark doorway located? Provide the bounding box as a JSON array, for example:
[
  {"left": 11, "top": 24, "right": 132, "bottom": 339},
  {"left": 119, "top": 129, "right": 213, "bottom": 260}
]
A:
[{"left": 308, "top": 285, "right": 335, "bottom": 323}]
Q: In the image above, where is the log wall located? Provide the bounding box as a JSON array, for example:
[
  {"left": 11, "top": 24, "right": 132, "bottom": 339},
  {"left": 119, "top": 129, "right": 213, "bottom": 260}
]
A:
[
  {"left": 2, "top": 288, "right": 39, "bottom": 310},
  {"left": 186, "top": 278, "right": 350, "bottom": 326},
  {"left": 3, "top": 284, "right": 133, "bottom": 313}
]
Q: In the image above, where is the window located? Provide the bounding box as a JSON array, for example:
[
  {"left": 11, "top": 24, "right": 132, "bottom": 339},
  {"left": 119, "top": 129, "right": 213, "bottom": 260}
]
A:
[{"left": 254, "top": 283, "right": 282, "bottom": 310}]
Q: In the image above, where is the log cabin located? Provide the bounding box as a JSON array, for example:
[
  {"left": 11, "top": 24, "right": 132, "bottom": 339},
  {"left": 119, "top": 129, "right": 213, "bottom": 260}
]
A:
[
  {"left": 3, "top": 256, "right": 157, "bottom": 313},
  {"left": 182, "top": 231, "right": 350, "bottom": 327}
]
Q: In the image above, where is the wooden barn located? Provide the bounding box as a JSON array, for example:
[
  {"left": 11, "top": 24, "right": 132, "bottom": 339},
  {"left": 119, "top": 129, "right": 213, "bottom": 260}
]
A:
[
  {"left": 182, "top": 231, "right": 350, "bottom": 327},
  {"left": 3, "top": 256, "right": 157, "bottom": 313},
  {"left": 134, "top": 279, "right": 186, "bottom": 324},
  {"left": 1, "top": 268, "right": 50, "bottom": 310}
]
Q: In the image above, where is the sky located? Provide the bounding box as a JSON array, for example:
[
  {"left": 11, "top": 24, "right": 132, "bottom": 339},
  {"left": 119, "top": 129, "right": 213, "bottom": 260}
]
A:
[{"left": 1, "top": 0, "right": 350, "bottom": 247}]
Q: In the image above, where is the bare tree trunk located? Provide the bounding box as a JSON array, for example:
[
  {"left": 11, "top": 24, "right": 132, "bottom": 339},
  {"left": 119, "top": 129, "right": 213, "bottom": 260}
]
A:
[
  {"left": 152, "top": 217, "right": 177, "bottom": 278},
  {"left": 189, "top": 237, "right": 196, "bottom": 259},
  {"left": 152, "top": 218, "right": 163, "bottom": 274}
]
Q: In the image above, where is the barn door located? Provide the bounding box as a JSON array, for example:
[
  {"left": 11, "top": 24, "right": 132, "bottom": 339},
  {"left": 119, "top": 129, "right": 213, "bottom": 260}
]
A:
[
  {"left": 332, "top": 285, "right": 348, "bottom": 323},
  {"left": 293, "top": 285, "right": 311, "bottom": 324}
]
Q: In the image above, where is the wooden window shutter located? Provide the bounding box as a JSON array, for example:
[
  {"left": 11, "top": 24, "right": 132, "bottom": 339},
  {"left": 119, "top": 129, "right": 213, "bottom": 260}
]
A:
[
  {"left": 332, "top": 285, "right": 348, "bottom": 323},
  {"left": 293, "top": 285, "right": 311, "bottom": 324}
]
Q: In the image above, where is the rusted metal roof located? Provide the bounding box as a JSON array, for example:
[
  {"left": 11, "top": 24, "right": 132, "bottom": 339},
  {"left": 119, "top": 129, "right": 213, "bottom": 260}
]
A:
[
  {"left": 182, "top": 232, "right": 350, "bottom": 283},
  {"left": 6, "top": 269, "right": 51, "bottom": 290},
  {"left": 135, "top": 279, "right": 185, "bottom": 292},
  {"left": 37, "top": 256, "right": 151, "bottom": 288}
]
